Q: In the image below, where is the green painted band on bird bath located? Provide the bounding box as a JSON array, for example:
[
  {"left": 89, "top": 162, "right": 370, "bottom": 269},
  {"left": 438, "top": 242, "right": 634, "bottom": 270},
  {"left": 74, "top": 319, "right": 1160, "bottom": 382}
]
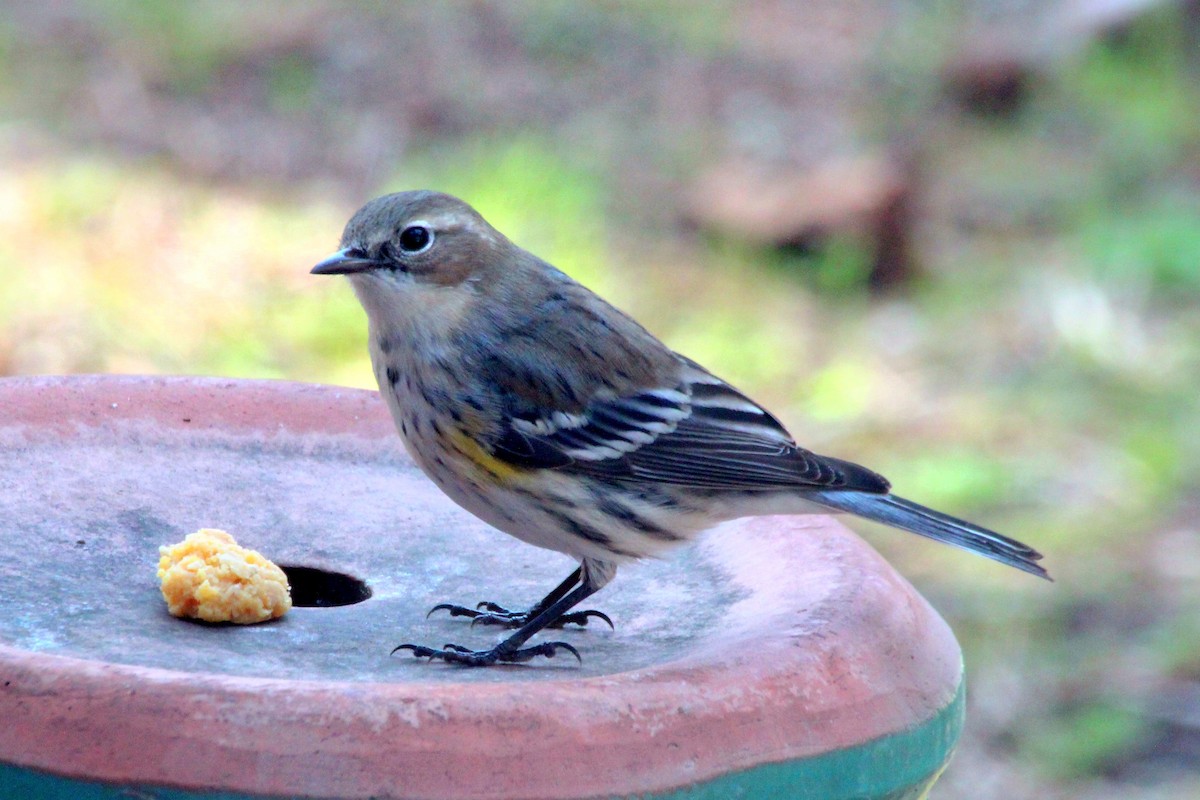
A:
[
  {"left": 0, "top": 677, "right": 964, "bottom": 800},
  {"left": 641, "top": 676, "right": 965, "bottom": 800}
]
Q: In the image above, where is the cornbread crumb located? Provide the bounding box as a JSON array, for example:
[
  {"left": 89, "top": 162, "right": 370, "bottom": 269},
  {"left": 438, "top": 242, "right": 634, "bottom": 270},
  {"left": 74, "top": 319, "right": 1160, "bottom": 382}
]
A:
[{"left": 158, "top": 529, "right": 291, "bottom": 623}]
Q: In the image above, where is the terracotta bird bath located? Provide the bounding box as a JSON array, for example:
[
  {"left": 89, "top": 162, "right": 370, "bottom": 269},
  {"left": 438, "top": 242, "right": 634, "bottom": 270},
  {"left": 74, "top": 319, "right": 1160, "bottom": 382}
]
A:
[{"left": 0, "top": 375, "right": 963, "bottom": 799}]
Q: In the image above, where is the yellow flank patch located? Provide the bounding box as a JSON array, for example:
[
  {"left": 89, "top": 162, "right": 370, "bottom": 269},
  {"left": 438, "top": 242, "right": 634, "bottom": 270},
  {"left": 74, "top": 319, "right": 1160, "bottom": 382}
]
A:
[{"left": 446, "top": 428, "right": 523, "bottom": 483}]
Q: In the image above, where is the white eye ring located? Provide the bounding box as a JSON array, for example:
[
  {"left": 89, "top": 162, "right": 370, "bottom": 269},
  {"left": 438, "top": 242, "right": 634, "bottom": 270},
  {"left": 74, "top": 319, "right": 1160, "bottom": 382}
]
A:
[{"left": 398, "top": 222, "right": 434, "bottom": 253}]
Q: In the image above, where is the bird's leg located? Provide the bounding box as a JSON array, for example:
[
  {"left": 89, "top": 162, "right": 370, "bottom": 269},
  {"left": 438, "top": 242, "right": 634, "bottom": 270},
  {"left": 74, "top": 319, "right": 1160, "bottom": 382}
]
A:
[
  {"left": 428, "top": 566, "right": 613, "bottom": 629},
  {"left": 395, "top": 576, "right": 606, "bottom": 666}
]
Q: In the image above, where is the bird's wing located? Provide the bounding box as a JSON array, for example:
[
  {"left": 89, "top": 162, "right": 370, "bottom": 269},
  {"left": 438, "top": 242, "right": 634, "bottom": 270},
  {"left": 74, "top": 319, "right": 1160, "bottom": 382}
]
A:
[{"left": 491, "top": 358, "right": 890, "bottom": 493}]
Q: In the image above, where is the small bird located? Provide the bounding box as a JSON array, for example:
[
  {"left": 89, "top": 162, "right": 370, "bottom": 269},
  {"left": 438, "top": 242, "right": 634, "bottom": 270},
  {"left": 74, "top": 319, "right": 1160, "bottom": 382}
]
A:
[{"left": 312, "top": 190, "right": 1048, "bottom": 667}]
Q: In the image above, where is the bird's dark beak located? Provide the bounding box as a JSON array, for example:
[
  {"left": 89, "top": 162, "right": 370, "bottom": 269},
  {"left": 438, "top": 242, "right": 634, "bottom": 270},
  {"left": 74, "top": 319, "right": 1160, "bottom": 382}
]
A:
[{"left": 311, "top": 248, "right": 383, "bottom": 275}]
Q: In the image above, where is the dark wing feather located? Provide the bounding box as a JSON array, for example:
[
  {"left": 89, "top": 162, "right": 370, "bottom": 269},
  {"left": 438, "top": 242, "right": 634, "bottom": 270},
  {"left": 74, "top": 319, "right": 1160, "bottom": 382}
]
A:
[
  {"left": 491, "top": 423, "right": 574, "bottom": 470},
  {"left": 491, "top": 360, "right": 890, "bottom": 494}
]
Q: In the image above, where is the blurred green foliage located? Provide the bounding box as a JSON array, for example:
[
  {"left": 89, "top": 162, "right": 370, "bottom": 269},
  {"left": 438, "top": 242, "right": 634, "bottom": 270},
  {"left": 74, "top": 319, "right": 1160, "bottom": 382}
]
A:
[
  {"left": 1068, "top": 9, "right": 1199, "bottom": 175},
  {"left": 1080, "top": 195, "right": 1200, "bottom": 293},
  {"left": 391, "top": 136, "right": 613, "bottom": 293},
  {"left": 82, "top": 0, "right": 254, "bottom": 92},
  {"left": 1027, "top": 702, "right": 1149, "bottom": 780},
  {"left": 517, "top": 0, "right": 734, "bottom": 57}
]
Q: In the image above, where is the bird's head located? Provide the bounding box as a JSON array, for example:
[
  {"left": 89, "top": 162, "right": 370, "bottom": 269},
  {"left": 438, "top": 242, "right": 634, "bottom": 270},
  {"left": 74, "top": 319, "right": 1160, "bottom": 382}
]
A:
[{"left": 312, "top": 190, "right": 514, "bottom": 330}]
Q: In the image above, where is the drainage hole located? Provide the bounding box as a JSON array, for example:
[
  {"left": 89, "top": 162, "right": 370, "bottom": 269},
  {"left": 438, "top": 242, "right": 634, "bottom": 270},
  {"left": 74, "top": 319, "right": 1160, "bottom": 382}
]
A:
[{"left": 280, "top": 565, "right": 372, "bottom": 607}]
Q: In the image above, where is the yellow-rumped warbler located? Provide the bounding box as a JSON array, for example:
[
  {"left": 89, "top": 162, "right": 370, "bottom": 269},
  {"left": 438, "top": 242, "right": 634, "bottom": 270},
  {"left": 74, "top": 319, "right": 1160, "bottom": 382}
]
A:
[{"left": 312, "top": 190, "right": 1048, "bottom": 666}]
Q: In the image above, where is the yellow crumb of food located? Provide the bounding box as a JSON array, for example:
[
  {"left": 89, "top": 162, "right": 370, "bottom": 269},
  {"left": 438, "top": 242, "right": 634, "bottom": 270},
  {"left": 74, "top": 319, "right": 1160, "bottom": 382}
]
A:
[{"left": 157, "top": 529, "right": 291, "bottom": 623}]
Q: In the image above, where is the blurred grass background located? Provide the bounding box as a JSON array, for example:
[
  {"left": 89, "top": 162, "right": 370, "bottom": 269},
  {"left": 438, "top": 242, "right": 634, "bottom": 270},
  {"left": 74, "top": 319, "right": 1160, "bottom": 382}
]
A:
[{"left": 2, "top": 1, "right": 1199, "bottom": 797}]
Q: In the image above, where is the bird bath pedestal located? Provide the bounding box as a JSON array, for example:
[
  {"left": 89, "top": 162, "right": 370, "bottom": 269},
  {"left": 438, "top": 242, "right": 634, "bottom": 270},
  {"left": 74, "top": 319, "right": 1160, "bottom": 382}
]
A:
[{"left": 0, "top": 376, "right": 963, "bottom": 799}]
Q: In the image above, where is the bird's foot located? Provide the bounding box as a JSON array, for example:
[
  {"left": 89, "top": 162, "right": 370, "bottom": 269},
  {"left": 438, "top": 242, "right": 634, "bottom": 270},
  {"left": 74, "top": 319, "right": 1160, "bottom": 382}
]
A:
[
  {"left": 392, "top": 640, "right": 581, "bottom": 667},
  {"left": 428, "top": 601, "right": 613, "bottom": 630}
]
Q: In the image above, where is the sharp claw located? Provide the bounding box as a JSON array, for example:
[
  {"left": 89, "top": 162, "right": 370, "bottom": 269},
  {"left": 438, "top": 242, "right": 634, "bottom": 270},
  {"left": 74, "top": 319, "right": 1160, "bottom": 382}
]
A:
[
  {"left": 552, "top": 609, "right": 614, "bottom": 630},
  {"left": 590, "top": 610, "right": 615, "bottom": 630},
  {"left": 426, "top": 604, "right": 454, "bottom": 619},
  {"left": 546, "top": 641, "right": 582, "bottom": 664},
  {"left": 391, "top": 643, "right": 432, "bottom": 658},
  {"left": 477, "top": 601, "right": 513, "bottom": 614}
]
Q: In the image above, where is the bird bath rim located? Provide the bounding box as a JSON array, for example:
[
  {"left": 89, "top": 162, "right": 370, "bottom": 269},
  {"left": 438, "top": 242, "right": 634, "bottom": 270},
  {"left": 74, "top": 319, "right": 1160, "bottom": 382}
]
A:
[{"left": 0, "top": 374, "right": 963, "bottom": 800}]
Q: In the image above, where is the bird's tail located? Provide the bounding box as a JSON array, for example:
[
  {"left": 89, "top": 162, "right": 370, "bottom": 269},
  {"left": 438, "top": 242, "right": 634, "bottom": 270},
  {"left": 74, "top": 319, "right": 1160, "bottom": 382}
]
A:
[{"left": 809, "top": 491, "right": 1050, "bottom": 580}]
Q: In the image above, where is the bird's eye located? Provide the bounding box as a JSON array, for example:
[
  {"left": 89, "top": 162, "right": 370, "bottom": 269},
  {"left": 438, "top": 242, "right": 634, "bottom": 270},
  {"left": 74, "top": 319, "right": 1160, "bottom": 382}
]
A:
[{"left": 398, "top": 225, "right": 433, "bottom": 253}]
